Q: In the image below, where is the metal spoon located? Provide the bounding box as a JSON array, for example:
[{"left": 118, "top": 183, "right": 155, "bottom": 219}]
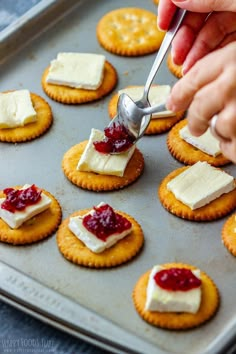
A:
[{"left": 108, "top": 8, "right": 186, "bottom": 141}]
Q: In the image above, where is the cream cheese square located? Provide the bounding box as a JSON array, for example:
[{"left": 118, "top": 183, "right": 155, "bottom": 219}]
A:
[
  {"left": 180, "top": 125, "right": 221, "bottom": 157},
  {"left": 118, "top": 85, "right": 175, "bottom": 118},
  {"left": 167, "top": 161, "right": 235, "bottom": 210},
  {"left": 0, "top": 185, "right": 51, "bottom": 229},
  {"left": 46, "top": 52, "right": 106, "bottom": 89},
  {"left": 0, "top": 90, "right": 37, "bottom": 129},
  {"left": 145, "top": 265, "right": 201, "bottom": 313},
  {"left": 68, "top": 202, "right": 132, "bottom": 253},
  {"left": 77, "top": 128, "right": 136, "bottom": 177}
]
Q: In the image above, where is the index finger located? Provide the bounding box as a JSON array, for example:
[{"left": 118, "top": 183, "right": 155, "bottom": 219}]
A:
[
  {"left": 158, "top": 0, "right": 177, "bottom": 31},
  {"left": 166, "top": 48, "right": 225, "bottom": 112}
]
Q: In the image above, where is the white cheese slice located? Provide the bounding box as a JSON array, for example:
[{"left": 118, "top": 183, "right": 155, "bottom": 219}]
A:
[
  {"left": 145, "top": 265, "right": 201, "bottom": 313},
  {"left": 180, "top": 125, "right": 221, "bottom": 157},
  {"left": 167, "top": 161, "right": 235, "bottom": 210},
  {"left": 77, "top": 128, "right": 136, "bottom": 177},
  {"left": 68, "top": 202, "right": 132, "bottom": 253},
  {"left": 118, "top": 85, "right": 175, "bottom": 118},
  {"left": 46, "top": 52, "right": 105, "bottom": 89},
  {"left": 0, "top": 184, "right": 51, "bottom": 229},
  {"left": 0, "top": 90, "right": 37, "bottom": 129}
]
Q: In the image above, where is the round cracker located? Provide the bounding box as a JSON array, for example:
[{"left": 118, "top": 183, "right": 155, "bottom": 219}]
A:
[
  {"left": 158, "top": 166, "right": 236, "bottom": 221},
  {"left": 0, "top": 92, "right": 53, "bottom": 143},
  {"left": 167, "top": 119, "right": 231, "bottom": 166},
  {"left": 57, "top": 209, "right": 144, "bottom": 268},
  {"left": 41, "top": 61, "right": 117, "bottom": 104},
  {"left": 222, "top": 213, "right": 236, "bottom": 256},
  {"left": 62, "top": 141, "right": 144, "bottom": 191},
  {"left": 108, "top": 88, "right": 185, "bottom": 135},
  {"left": 0, "top": 186, "right": 62, "bottom": 245},
  {"left": 133, "top": 263, "right": 220, "bottom": 330},
  {"left": 96, "top": 8, "right": 165, "bottom": 57},
  {"left": 167, "top": 52, "right": 183, "bottom": 79}
]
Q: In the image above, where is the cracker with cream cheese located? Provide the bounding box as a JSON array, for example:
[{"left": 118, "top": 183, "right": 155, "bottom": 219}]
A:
[
  {"left": 56, "top": 208, "right": 144, "bottom": 268},
  {"left": 133, "top": 263, "right": 220, "bottom": 330},
  {"left": 108, "top": 86, "right": 185, "bottom": 135},
  {"left": 158, "top": 164, "right": 236, "bottom": 221},
  {"left": 0, "top": 186, "right": 62, "bottom": 245},
  {"left": 42, "top": 60, "right": 117, "bottom": 104},
  {"left": 0, "top": 92, "right": 53, "bottom": 143},
  {"left": 62, "top": 141, "right": 144, "bottom": 191},
  {"left": 167, "top": 119, "right": 231, "bottom": 166}
]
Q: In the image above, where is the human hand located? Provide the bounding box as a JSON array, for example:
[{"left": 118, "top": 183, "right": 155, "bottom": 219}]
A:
[
  {"left": 166, "top": 42, "right": 236, "bottom": 163},
  {"left": 158, "top": 0, "right": 236, "bottom": 74}
]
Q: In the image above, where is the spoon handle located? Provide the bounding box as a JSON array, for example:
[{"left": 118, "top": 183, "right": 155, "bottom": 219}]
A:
[
  {"left": 143, "top": 8, "right": 186, "bottom": 101},
  {"left": 143, "top": 102, "right": 167, "bottom": 115}
]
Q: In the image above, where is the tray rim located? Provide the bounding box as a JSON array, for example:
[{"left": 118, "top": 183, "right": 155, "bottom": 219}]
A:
[{"left": 0, "top": 0, "right": 83, "bottom": 65}]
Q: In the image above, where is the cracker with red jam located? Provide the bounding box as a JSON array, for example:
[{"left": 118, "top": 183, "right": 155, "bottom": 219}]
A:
[
  {"left": 41, "top": 61, "right": 117, "bottom": 104},
  {"left": 108, "top": 88, "right": 185, "bottom": 135},
  {"left": 56, "top": 205, "right": 144, "bottom": 268},
  {"left": 0, "top": 185, "right": 62, "bottom": 245},
  {"left": 132, "top": 263, "right": 220, "bottom": 330},
  {"left": 0, "top": 92, "right": 53, "bottom": 143},
  {"left": 62, "top": 141, "right": 144, "bottom": 191},
  {"left": 222, "top": 213, "right": 236, "bottom": 256}
]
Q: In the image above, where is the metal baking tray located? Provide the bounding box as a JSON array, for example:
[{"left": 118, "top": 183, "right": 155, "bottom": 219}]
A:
[{"left": 0, "top": 1, "right": 235, "bottom": 353}]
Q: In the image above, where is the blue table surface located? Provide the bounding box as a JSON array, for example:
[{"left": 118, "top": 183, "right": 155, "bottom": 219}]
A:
[
  {"left": 0, "top": 301, "right": 111, "bottom": 354},
  {"left": 0, "top": 0, "right": 42, "bottom": 32},
  {"left": 0, "top": 2, "right": 112, "bottom": 353}
]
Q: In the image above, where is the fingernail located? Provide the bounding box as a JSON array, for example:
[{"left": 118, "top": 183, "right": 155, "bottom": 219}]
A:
[
  {"left": 157, "top": 25, "right": 166, "bottom": 32},
  {"left": 182, "top": 59, "right": 192, "bottom": 75},
  {"left": 166, "top": 96, "right": 174, "bottom": 111},
  {"left": 182, "top": 62, "right": 188, "bottom": 75},
  {"left": 157, "top": 20, "right": 166, "bottom": 32},
  {"left": 170, "top": 48, "right": 176, "bottom": 62}
]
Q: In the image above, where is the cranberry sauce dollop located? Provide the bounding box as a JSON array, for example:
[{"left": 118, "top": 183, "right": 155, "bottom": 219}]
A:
[
  {"left": 154, "top": 268, "right": 201, "bottom": 291},
  {"left": 82, "top": 204, "right": 132, "bottom": 241},
  {"left": 93, "top": 123, "right": 135, "bottom": 154},
  {"left": 1, "top": 184, "right": 42, "bottom": 213}
]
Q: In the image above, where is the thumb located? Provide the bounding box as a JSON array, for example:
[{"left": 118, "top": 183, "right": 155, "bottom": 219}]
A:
[{"left": 172, "top": 0, "right": 236, "bottom": 12}]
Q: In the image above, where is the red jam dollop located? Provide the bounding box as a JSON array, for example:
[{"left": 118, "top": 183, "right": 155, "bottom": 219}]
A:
[
  {"left": 82, "top": 204, "right": 132, "bottom": 241},
  {"left": 154, "top": 268, "right": 201, "bottom": 291},
  {"left": 93, "top": 123, "right": 135, "bottom": 154},
  {"left": 1, "top": 184, "right": 42, "bottom": 213}
]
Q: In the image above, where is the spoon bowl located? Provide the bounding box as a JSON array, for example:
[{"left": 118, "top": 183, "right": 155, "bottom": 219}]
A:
[{"left": 115, "top": 93, "right": 167, "bottom": 140}]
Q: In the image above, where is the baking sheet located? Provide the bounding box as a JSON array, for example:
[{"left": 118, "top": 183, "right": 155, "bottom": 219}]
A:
[{"left": 0, "top": 1, "right": 235, "bottom": 353}]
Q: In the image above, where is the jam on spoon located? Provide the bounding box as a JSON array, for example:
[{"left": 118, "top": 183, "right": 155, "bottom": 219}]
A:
[{"left": 93, "top": 123, "right": 135, "bottom": 154}]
